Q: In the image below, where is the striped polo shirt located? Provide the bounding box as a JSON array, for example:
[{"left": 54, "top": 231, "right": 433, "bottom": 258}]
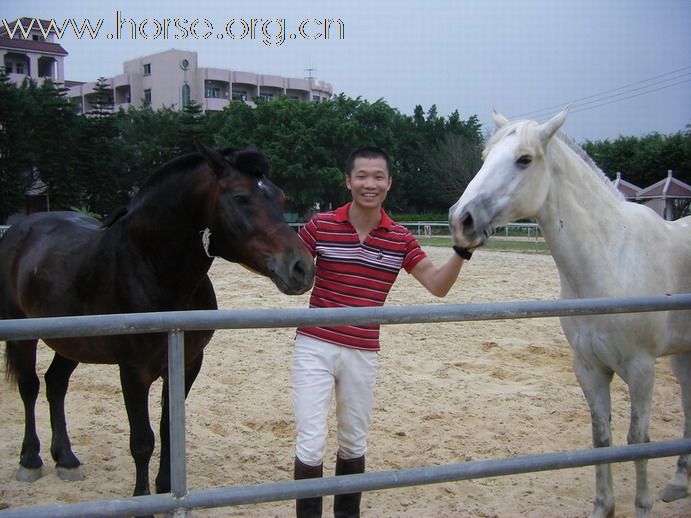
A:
[{"left": 296, "top": 203, "right": 427, "bottom": 351}]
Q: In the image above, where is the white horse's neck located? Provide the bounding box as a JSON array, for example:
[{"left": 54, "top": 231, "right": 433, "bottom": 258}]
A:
[{"left": 535, "top": 137, "right": 627, "bottom": 297}]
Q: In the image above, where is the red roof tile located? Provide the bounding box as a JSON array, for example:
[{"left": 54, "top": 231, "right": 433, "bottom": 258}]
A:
[{"left": 0, "top": 36, "right": 68, "bottom": 56}]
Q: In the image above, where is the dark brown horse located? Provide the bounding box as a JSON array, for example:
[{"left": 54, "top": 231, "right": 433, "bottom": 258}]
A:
[{"left": 0, "top": 141, "right": 314, "bottom": 506}]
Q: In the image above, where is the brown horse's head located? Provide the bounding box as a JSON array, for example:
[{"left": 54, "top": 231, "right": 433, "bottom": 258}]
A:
[{"left": 195, "top": 140, "right": 314, "bottom": 295}]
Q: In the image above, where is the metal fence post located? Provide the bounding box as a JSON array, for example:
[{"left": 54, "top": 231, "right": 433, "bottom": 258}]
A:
[{"left": 168, "top": 330, "right": 187, "bottom": 516}]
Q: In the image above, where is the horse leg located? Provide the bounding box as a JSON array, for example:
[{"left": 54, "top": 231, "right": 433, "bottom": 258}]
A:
[
  {"left": 118, "top": 365, "right": 155, "bottom": 502},
  {"left": 662, "top": 351, "right": 691, "bottom": 502},
  {"left": 45, "top": 353, "right": 84, "bottom": 481},
  {"left": 155, "top": 351, "right": 204, "bottom": 494},
  {"left": 7, "top": 340, "right": 44, "bottom": 482},
  {"left": 621, "top": 358, "right": 655, "bottom": 518},
  {"left": 573, "top": 354, "right": 615, "bottom": 518}
]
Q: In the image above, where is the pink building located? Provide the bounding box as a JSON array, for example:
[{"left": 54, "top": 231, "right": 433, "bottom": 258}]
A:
[
  {"left": 614, "top": 171, "right": 691, "bottom": 220},
  {"left": 67, "top": 48, "right": 333, "bottom": 114},
  {"left": 637, "top": 171, "right": 691, "bottom": 221},
  {"left": 612, "top": 172, "right": 642, "bottom": 200},
  {"left": 1, "top": 19, "right": 333, "bottom": 114},
  {"left": 0, "top": 18, "right": 68, "bottom": 84}
]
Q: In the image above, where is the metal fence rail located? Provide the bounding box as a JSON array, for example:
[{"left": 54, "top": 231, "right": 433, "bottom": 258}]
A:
[
  {"left": 1, "top": 293, "right": 691, "bottom": 517},
  {"left": 3, "top": 439, "right": 690, "bottom": 518},
  {"left": 2, "top": 294, "right": 691, "bottom": 340},
  {"left": 396, "top": 221, "right": 541, "bottom": 238}
]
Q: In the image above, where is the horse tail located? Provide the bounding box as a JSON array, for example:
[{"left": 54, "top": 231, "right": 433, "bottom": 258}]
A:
[
  {"left": 5, "top": 342, "right": 19, "bottom": 385},
  {"left": 4, "top": 343, "right": 11, "bottom": 383},
  {"left": 4, "top": 340, "right": 36, "bottom": 386}
]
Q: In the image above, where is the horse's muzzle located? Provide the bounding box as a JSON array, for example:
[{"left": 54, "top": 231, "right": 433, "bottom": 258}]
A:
[
  {"left": 267, "top": 249, "right": 315, "bottom": 295},
  {"left": 449, "top": 195, "right": 495, "bottom": 249}
]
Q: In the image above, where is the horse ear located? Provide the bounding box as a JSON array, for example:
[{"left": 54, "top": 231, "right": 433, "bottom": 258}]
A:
[
  {"left": 234, "top": 148, "right": 270, "bottom": 177},
  {"left": 491, "top": 107, "right": 510, "bottom": 128},
  {"left": 538, "top": 106, "right": 570, "bottom": 144},
  {"left": 194, "top": 138, "right": 228, "bottom": 176}
]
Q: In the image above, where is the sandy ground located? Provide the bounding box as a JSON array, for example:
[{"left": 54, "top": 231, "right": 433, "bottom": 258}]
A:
[{"left": 1, "top": 247, "right": 689, "bottom": 518}]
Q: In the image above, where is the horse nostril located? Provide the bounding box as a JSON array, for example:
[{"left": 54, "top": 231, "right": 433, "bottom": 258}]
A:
[
  {"left": 291, "top": 258, "right": 314, "bottom": 285},
  {"left": 461, "top": 212, "right": 475, "bottom": 235},
  {"left": 291, "top": 259, "right": 305, "bottom": 281}
]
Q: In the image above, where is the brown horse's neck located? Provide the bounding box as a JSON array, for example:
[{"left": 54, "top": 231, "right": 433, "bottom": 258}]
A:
[{"left": 117, "top": 175, "right": 217, "bottom": 288}]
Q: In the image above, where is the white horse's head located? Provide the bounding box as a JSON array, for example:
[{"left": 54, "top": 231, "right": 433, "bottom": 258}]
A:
[{"left": 449, "top": 107, "right": 569, "bottom": 249}]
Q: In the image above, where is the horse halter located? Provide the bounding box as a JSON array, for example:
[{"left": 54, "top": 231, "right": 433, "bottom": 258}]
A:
[{"left": 200, "top": 227, "right": 215, "bottom": 258}]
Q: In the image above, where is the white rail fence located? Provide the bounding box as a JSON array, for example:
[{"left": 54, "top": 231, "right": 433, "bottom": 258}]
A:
[{"left": 290, "top": 221, "right": 541, "bottom": 238}]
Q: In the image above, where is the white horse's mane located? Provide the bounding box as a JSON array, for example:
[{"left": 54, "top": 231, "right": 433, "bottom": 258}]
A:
[{"left": 555, "top": 131, "right": 625, "bottom": 201}]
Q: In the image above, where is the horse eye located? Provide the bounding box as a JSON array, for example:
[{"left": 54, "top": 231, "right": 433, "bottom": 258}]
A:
[
  {"left": 516, "top": 155, "right": 532, "bottom": 167},
  {"left": 232, "top": 192, "right": 250, "bottom": 204}
]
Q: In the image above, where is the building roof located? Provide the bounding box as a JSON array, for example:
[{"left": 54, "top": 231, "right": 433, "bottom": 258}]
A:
[
  {"left": 612, "top": 172, "right": 642, "bottom": 198},
  {"left": 638, "top": 171, "right": 691, "bottom": 199},
  {"left": 0, "top": 17, "right": 54, "bottom": 36},
  {"left": 0, "top": 36, "right": 68, "bottom": 56}
]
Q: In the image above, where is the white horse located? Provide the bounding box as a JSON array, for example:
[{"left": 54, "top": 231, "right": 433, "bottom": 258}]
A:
[{"left": 449, "top": 108, "right": 691, "bottom": 518}]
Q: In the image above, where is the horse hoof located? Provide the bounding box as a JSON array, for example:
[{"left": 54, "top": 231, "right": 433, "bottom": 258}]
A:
[
  {"left": 589, "top": 502, "right": 615, "bottom": 518},
  {"left": 57, "top": 466, "right": 86, "bottom": 481},
  {"left": 15, "top": 465, "right": 43, "bottom": 482},
  {"left": 661, "top": 482, "right": 688, "bottom": 502}
]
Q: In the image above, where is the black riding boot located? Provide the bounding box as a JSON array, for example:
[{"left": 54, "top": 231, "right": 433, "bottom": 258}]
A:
[
  {"left": 294, "top": 457, "right": 323, "bottom": 518},
  {"left": 334, "top": 455, "right": 365, "bottom": 518}
]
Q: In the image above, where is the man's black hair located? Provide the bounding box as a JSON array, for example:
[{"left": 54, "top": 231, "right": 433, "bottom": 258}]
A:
[{"left": 345, "top": 146, "right": 392, "bottom": 177}]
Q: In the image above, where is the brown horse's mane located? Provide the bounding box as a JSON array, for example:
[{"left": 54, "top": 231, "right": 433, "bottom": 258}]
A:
[
  {"left": 102, "top": 146, "right": 270, "bottom": 228},
  {"left": 136, "top": 148, "right": 231, "bottom": 196},
  {"left": 138, "top": 146, "right": 269, "bottom": 195}
]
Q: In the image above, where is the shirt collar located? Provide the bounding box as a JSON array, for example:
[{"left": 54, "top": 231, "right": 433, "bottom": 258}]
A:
[{"left": 335, "top": 202, "right": 393, "bottom": 231}]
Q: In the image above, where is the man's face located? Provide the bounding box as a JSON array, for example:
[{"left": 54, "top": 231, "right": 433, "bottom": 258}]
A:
[{"left": 346, "top": 157, "right": 392, "bottom": 209}]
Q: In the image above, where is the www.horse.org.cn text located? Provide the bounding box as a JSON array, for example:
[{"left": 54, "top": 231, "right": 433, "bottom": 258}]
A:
[{"left": 1, "top": 13, "right": 346, "bottom": 46}]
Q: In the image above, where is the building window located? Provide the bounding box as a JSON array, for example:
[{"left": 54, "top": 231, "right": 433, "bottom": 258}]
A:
[
  {"left": 15, "top": 63, "right": 24, "bottom": 74},
  {"left": 232, "top": 90, "right": 247, "bottom": 101},
  {"left": 4, "top": 64, "right": 12, "bottom": 73},
  {"left": 182, "top": 84, "right": 191, "bottom": 107},
  {"left": 143, "top": 63, "right": 151, "bottom": 75},
  {"left": 144, "top": 89, "right": 152, "bottom": 104},
  {"left": 259, "top": 93, "right": 274, "bottom": 102},
  {"left": 205, "top": 86, "right": 220, "bottom": 99},
  {"left": 312, "top": 95, "right": 321, "bottom": 102}
]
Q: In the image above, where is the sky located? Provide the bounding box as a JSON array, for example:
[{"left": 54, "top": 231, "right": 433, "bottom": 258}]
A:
[{"left": 3, "top": 0, "right": 690, "bottom": 142}]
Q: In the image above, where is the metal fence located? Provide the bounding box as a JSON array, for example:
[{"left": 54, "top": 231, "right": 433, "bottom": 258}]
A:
[
  {"left": 290, "top": 221, "right": 541, "bottom": 239},
  {"left": 2, "top": 294, "right": 691, "bottom": 517}
]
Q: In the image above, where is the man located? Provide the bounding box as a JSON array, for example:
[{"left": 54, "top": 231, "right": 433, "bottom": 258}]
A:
[{"left": 292, "top": 147, "right": 473, "bottom": 517}]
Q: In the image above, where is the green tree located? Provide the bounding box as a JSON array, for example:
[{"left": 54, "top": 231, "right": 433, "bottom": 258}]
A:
[
  {"left": 583, "top": 132, "right": 691, "bottom": 187},
  {"left": 30, "top": 79, "right": 81, "bottom": 212},
  {"left": 75, "top": 77, "right": 125, "bottom": 217},
  {"left": 87, "top": 77, "right": 114, "bottom": 117},
  {"left": 423, "top": 132, "right": 483, "bottom": 208},
  {"left": 178, "top": 100, "right": 207, "bottom": 153},
  {"left": 0, "top": 72, "right": 33, "bottom": 222},
  {"left": 391, "top": 105, "right": 484, "bottom": 214},
  {"left": 116, "top": 105, "right": 185, "bottom": 193}
]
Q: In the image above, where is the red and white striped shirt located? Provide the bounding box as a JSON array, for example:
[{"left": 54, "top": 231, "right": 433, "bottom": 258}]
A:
[{"left": 296, "top": 203, "right": 427, "bottom": 351}]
